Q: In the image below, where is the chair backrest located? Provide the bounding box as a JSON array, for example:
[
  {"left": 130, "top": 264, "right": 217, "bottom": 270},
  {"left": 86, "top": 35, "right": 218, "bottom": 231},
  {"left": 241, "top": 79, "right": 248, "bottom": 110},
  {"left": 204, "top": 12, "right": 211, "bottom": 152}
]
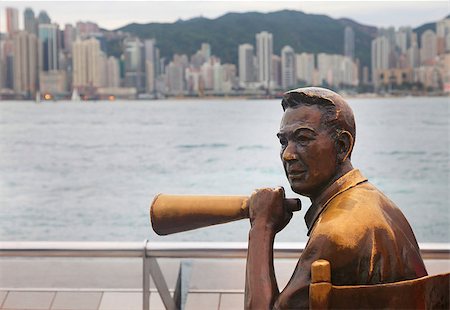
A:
[{"left": 309, "top": 259, "right": 450, "bottom": 309}]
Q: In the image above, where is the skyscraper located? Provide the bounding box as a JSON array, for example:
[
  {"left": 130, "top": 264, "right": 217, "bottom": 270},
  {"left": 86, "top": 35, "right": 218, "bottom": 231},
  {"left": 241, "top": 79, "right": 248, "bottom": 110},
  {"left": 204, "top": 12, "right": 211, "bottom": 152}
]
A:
[
  {"left": 238, "top": 43, "right": 255, "bottom": 86},
  {"left": 38, "top": 23, "right": 59, "bottom": 72},
  {"left": 6, "top": 7, "right": 19, "bottom": 36},
  {"left": 37, "top": 11, "right": 51, "bottom": 25},
  {"left": 296, "top": 53, "right": 315, "bottom": 85},
  {"left": 281, "top": 45, "right": 296, "bottom": 89},
  {"left": 13, "top": 31, "right": 38, "bottom": 97},
  {"left": 420, "top": 30, "right": 437, "bottom": 65},
  {"left": 124, "top": 37, "right": 145, "bottom": 93},
  {"left": 344, "top": 26, "right": 355, "bottom": 59},
  {"left": 144, "top": 39, "right": 157, "bottom": 93},
  {"left": 72, "top": 37, "right": 102, "bottom": 88},
  {"left": 24, "top": 8, "right": 37, "bottom": 35},
  {"left": 371, "top": 36, "right": 390, "bottom": 86},
  {"left": 256, "top": 31, "right": 273, "bottom": 88}
]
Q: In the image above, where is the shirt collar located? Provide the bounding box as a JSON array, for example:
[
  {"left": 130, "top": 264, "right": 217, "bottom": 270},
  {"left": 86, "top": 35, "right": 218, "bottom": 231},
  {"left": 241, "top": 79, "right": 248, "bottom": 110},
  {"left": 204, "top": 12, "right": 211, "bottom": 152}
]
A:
[{"left": 304, "top": 169, "right": 368, "bottom": 236}]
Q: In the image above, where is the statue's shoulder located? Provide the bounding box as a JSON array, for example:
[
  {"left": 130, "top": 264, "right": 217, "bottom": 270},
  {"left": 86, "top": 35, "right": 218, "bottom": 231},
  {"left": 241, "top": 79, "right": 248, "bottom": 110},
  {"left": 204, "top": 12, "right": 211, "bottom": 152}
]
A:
[{"left": 311, "top": 182, "right": 398, "bottom": 247}]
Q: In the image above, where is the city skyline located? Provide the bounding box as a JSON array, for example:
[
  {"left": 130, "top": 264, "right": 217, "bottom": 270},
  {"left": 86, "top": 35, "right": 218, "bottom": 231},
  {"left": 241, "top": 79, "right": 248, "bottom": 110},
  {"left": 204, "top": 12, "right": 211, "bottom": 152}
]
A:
[{"left": 0, "top": 1, "right": 449, "bottom": 31}]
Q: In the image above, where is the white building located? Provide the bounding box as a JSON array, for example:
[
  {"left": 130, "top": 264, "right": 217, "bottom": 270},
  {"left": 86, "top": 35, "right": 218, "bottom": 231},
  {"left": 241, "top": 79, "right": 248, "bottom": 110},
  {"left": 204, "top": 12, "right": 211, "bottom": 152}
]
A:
[
  {"left": 344, "top": 26, "right": 355, "bottom": 59},
  {"left": 72, "top": 37, "right": 102, "bottom": 88},
  {"left": 281, "top": 45, "right": 296, "bottom": 89},
  {"left": 238, "top": 43, "right": 255, "bottom": 86},
  {"left": 256, "top": 31, "right": 273, "bottom": 88},
  {"left": 371, "top": 36, "right": 390, "bottom": 86},
  {"left": 13, "top": 31, "right": 38, "bottom": 97},
  {"left": 296, "top": 53, "right": 315, "bottom": 85},
  {"left": 420, "top": 30, "right": 437, "bottom": 64}
]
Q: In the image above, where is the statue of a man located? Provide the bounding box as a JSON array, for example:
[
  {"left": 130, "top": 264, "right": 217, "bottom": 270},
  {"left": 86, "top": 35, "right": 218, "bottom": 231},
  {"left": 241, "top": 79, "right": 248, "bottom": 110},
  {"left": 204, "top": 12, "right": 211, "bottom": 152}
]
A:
[{"left": 245, "top": 87, "right": 428, "bottom": 309}]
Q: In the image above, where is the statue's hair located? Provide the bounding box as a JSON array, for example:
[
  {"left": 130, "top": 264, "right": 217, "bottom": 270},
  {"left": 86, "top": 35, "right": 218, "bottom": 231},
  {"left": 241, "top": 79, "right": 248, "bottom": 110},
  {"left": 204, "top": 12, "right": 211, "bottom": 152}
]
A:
[{"left": 281, "top": 87, "right": 356, "bottom": 158}]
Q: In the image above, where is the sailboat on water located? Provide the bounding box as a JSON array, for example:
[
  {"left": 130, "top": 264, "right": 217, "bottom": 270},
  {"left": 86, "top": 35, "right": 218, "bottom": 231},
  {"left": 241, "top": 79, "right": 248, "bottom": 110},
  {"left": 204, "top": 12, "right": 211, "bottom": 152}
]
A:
[{"left": 71, "top": 88, "right": 81, "bottom": 101}]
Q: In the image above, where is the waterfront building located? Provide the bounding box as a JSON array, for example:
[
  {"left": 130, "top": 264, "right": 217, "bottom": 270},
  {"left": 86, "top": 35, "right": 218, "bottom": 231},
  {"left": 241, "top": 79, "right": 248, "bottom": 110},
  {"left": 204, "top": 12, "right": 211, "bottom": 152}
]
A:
[
  {"left": 166, "top": 61, "right": 184, "bottom": 95},
  {"left": 37, "top": 11, "right": 51, "bottom": 25},
  {"left": 344, "top": 26, "right": 355, "bottom": 59},
  {"left": 213, "top": 61, "right": 224, "bottom": 93},
  {"left": 436, "top": 18, "right": 450, "bottom": 53},
  {"left": 201, "top": 43, "right": 211, "bottom": 62},
  {"left": 420, "top": 30, "right": 437, "bottom": 65},
  {"left": 13, "top": 31, "right": 38, "bottom": 98},
  {"left": 238, "top": 43, "right": 255, "bottom": 87},
  {"left": 39, "top": 70, "right": 66, "bottom": 95},
  {"left": 281, "top": 45, "right": 296, "bottom": 89},
  {"left": 6, "top": 7, "right": 19, "bottom": 36},
  {"left": 317, "top": 53, "right": 357, "bottom": 87},
  {"left": 296, "top": 53, "right": 315, "bottom": 85},
  {"left": 1, "top": 38, "right": 14, "bottom": 90},
  {"left": 395, "top": 27, "right": 412, "bottom": 54},
  {"left": 144, "top": 39, "right": 157, "bottom": 94},
  {"left": 72, "top": 37, "right": 103, "bottom": 89},
  {"left": 76, "top": 22, "right": 100, "bottom": 37},
  {"left": 38, "top": 23, "right": 59, "bottom": 72},
  {"left": 371, "top": 36, "right": 390, "bottom": 87},
  {"left": 24, "top": 8, "right": 37, "bottom": 35},
  {"left": 271, "top": 55, "right": 281, "bottom": 89},
  {"left": 123, "top": 37, "right": 145, "bottom": 93},
  {"left": 63, "top": 24, "right": 76, "bottom": 53},
  {"left": 256, "top": 31, "right": 273, "bottom": 88},
  {"left": 106, "top": 56, "right": 120, "bottom": 88},
  {"left": 201, "top": 60, "right": 214, "bottom": 90}
]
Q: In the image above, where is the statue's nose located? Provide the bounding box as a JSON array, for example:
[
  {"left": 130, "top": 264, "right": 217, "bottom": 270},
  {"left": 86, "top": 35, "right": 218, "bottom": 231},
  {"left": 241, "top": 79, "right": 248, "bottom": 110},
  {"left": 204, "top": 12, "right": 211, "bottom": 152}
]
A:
[{"left": 282, "top": 143, "right": 299, "bottom": 161}]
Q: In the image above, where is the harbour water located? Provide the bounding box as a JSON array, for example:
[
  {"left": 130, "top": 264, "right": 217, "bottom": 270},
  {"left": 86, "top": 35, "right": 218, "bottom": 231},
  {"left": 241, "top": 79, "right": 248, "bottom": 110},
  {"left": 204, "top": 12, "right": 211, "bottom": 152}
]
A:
[{"left": 0, "top": 97, "right": 448, "bottom": 243}]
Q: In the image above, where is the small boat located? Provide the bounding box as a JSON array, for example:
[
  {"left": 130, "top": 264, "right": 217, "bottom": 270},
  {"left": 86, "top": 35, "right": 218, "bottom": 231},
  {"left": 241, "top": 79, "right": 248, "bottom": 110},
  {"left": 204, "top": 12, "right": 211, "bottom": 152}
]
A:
[{"left": 71, "top": 88, "right": 81, "bottom": 101}]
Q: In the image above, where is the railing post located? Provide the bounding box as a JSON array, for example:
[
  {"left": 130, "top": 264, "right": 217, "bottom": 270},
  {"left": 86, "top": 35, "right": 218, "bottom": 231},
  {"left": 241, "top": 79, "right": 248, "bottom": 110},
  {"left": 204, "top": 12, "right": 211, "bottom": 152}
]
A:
[
  {"left": 143, "top": 240, "right": 150, "bottom": 310},
  {"left": 145, "top": 241, "right": 177, "bottom": 310}
]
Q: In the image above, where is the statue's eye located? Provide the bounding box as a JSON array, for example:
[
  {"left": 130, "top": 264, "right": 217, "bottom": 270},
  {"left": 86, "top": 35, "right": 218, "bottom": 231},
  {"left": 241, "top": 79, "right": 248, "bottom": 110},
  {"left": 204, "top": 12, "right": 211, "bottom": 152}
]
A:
[{"left": 279, "top": 137, "right": 288, "bottom": 147}]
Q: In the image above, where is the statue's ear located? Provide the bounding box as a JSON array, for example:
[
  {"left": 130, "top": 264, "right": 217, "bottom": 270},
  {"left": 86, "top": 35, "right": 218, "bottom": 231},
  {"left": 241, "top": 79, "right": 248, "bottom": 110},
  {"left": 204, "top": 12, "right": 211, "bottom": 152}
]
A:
[{"left": 337, "top": 130, "right": 354, "bottom": 162}]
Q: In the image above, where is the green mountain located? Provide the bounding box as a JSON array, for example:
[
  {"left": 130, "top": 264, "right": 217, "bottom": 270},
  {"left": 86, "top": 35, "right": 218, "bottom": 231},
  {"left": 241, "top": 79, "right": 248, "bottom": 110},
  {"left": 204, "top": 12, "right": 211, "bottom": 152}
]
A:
[
  {"left": 114, "top": 10, "right": 445, "bottom": 69},
  {"left": 115, "top": 10, "right": 378, "bottom": 69}
]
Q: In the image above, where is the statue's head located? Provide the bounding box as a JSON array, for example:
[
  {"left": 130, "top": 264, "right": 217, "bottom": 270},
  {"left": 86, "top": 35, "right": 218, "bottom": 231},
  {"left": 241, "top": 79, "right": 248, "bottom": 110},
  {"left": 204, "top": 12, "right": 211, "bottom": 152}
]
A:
[{"left": 278, "top": 87, "right": 356, "bottom": 198}]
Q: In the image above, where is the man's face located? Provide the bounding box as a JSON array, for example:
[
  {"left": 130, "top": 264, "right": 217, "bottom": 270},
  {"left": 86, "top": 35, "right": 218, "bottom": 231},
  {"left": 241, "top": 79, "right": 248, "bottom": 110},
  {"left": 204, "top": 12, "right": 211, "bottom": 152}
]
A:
[{"left": 277, "top": 105, "right": 338, "bottom": 198}]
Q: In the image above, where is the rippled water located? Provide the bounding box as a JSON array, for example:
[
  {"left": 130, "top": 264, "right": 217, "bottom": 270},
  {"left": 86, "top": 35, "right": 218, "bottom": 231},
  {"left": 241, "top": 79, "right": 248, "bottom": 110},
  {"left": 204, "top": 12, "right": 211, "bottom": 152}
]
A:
[{"left": 0, "top": 97, "right": 448, "bottom": 242}]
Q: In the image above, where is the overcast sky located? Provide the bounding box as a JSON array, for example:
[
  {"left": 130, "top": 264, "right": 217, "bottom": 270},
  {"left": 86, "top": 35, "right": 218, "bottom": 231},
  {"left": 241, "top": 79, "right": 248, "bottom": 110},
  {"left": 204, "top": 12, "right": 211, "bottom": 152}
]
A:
[{"left": 1, "top": 1, "right": 449, "bottom": 32}]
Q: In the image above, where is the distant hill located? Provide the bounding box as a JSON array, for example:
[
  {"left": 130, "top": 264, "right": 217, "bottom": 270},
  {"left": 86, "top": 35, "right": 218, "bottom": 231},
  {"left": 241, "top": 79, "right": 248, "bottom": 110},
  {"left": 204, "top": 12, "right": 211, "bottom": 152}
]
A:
[{"left": 115, "top": 10, "right": 444, "bottom": 69}]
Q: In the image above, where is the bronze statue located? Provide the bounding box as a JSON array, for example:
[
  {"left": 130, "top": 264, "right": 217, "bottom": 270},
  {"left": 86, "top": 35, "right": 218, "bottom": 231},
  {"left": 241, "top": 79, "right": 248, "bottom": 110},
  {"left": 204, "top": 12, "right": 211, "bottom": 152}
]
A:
[{"left": 244, "top": 87, "right": 427, "bottom": 309}]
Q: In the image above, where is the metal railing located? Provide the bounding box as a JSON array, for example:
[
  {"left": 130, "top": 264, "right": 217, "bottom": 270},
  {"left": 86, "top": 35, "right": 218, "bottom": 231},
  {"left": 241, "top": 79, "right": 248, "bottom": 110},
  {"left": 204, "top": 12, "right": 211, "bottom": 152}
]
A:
[{"left": 1, "top": 241, "right": 449, "bottom": 310}]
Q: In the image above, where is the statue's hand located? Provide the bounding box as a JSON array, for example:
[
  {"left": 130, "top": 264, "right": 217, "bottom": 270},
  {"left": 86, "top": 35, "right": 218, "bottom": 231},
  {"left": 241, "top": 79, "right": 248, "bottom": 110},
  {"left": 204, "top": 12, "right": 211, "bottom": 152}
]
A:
[{"left": 248, "top": 187, "right": 293, "bottom": 233}]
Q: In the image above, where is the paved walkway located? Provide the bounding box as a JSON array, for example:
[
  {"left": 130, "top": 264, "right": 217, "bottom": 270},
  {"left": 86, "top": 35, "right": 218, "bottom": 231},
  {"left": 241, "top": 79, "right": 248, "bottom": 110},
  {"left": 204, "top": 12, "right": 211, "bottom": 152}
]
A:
[{"left": 1, "top": 258, "right": 449, "bottom": 309}]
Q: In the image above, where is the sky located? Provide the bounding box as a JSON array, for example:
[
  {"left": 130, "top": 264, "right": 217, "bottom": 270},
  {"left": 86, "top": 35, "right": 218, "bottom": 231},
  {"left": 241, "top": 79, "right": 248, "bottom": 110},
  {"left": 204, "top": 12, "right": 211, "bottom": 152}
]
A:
[{"left": 0, "top": 0, "right": 449, "bottom": 32}]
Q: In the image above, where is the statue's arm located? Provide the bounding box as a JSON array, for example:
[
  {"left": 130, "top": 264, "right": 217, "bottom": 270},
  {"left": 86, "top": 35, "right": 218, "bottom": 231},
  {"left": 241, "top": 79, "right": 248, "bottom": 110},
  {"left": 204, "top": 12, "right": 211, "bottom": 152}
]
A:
[
  {"left": 244, "top": 188, "right": 293, "bottom": 310},
  {"left": 245, "top": 221, "right": 279, "bottom": 309}
]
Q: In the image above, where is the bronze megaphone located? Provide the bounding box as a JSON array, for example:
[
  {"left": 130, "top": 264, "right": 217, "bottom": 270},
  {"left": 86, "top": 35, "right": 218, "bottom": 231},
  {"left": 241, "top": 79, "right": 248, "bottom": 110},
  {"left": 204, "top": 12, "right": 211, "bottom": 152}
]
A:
[{"left": 150, "top": 194, "right": 301, "bottom": 235}]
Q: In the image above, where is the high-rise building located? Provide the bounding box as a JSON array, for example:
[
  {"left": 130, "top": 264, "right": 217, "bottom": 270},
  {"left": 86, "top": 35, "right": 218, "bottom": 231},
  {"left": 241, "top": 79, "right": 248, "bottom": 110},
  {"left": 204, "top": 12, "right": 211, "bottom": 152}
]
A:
[
  {"left": 72, "top": 37, "right": 102, "bottom": 88},
  {"left": 256, "top": 31, "right": 273, "bottom": 88},
  {"left": 106, "top": 56, "right": 120, "bottom": 88},
  {"left": 37, "top": 11, "right": 51, "bottom": 25},
  {"left": 13, "top": 31, "right": 38, "bottom": 97},
  {"left": 24, "top": 8, "right": 37, "bottom": 35},
  {"left": 344, "top": 26, "right": 355, "bottom": 59},
  {"left": 271, "top": 55, "right": 281, "bottom": 89},
  {"left": 201, "top": 43, "right": 211, "bottom": 62},
  {"left": 238, "top": 43, "right": 255, "bottom": 86},
  {"left": 420, "top": 30, "right": 437, "bottom": 64},
  {"left": 6, "top": 7, "right": 19, "bottom": 36},
  {"left": 63, "top": 24, "right": 76, "bottom": 53},
  {"left": 2, "top": 39, "right": 14, "bottom": 89},
  {"left": 281, "top": 45, "right": 296, "bottom": 89},
  {"left": 38, "top": 23, "right": 59, "bottom": 72},
  {"left": 296, "top": 53, "right": 315, "bottom": 85},
  {"left": 144, "top": 39, "right": 157, "bottom": 93},
  {"left": 436, "top": 18, "right": 450, "bottom": 53},
  {"left": 124, "top": 37, "right": 145, "bottom": 93},
  {"left": 167, "top": 61, "right": 184, "bottom": 95},
  {"left": 371, "top": 36, "right": 390, "bottom": 86}
]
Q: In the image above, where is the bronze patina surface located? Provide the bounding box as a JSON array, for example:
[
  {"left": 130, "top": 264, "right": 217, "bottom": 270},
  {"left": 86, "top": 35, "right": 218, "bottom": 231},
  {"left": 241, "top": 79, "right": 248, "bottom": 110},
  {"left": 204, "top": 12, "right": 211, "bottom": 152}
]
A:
[{"left": 244, "top": 87, "right": 427, "bottom": 309}]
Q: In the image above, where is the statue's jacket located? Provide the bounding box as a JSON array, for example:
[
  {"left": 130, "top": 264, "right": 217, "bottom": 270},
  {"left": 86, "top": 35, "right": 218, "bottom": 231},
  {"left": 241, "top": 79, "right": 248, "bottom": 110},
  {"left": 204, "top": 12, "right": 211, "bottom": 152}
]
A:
[{"left": 276, "top": 169, "right": 427, "bottom": 308}]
